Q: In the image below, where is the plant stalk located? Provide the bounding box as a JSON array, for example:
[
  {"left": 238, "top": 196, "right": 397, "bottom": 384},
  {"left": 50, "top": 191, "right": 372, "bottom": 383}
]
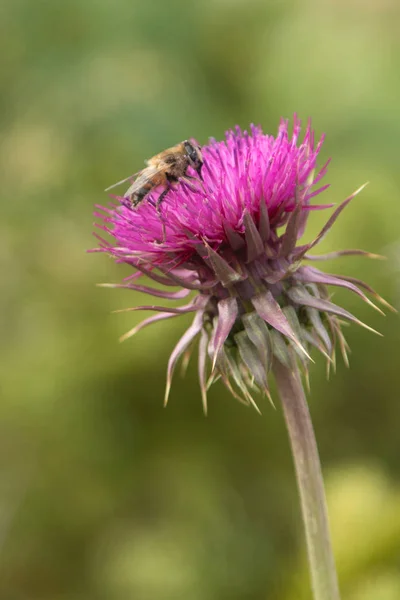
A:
[{"left": 273, "top": 352, "right": 340, "bottom": 600}]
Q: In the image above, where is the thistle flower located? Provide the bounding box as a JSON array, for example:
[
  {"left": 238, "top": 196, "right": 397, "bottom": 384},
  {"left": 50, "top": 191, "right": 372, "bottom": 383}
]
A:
[
  {"left": 95, "top": 116, "right": 388, "bottom": 414},
  {"left": 94, "top": 115, "right": 393, "bottom": 600}
]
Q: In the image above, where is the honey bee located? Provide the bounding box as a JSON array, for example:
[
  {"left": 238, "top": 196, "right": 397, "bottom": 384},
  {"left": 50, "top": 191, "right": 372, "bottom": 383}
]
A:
[{"left": 106, "top": 140, "right": 203, "bottom": 208}]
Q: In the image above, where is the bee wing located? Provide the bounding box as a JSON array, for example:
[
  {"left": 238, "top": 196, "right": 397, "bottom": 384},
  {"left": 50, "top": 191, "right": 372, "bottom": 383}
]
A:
[
  {"left": 124, "top": 166, "right": 160, "bottom": 198},
  {"left": 104, "top": 169, "right": 145, "bottom": 192}
]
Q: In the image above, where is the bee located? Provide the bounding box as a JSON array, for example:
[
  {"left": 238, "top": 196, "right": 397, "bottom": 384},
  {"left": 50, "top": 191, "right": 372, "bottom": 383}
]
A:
[{"left": 106, "top": 140, "right": 203, "bottom": 208}]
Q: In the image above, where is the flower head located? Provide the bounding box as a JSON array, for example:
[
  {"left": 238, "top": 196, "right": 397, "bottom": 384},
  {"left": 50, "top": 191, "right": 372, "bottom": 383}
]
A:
[{"left": 95, "top": 116, "right": 389, "bottom": 413}]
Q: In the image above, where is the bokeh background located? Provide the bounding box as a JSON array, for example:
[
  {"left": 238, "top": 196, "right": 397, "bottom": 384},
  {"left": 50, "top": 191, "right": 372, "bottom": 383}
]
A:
[{"left": 1, "top": 0, "right": 400, "bottom": 598}]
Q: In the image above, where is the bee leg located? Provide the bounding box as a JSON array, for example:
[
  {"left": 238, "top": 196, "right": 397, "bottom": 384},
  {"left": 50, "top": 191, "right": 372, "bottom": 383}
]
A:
[
  {"left": 156, "top": 187, "right": 171, "bottom": 242},
  {"left": 161, "top": 220, "right": 167, "bottom": 242},
  {"left": 180, "top": 176, "right": 200, "bottom": 193},
  {"left": 157, "top": 187, "right": 171, "bottom": 206}
]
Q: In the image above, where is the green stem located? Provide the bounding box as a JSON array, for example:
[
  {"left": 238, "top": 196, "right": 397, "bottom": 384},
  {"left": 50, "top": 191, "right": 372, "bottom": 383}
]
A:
[{"left": 273, "top": 352, "right": 340, "bottom": 600}]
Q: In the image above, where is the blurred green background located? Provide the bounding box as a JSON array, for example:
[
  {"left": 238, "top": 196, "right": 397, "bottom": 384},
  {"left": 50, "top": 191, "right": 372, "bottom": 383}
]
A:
[{"left": 1, "top": 0, "right": 400, "bottom": 598}]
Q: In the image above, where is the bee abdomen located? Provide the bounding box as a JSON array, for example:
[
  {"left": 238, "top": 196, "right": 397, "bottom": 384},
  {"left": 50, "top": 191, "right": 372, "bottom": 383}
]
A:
[{"left": 131, "top": 184, "right": 152, "bottom": 207}]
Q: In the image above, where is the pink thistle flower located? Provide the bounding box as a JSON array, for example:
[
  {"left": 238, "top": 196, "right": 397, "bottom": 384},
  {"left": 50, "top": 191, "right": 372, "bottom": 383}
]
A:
[{"left": 95, "top": 115, "right": 389, "bottom": 413}]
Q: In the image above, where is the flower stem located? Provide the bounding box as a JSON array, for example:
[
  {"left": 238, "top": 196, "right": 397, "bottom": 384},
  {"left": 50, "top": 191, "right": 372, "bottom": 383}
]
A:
[{"left": 273, "top": 352, "right": 340, "bottom": 600}]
